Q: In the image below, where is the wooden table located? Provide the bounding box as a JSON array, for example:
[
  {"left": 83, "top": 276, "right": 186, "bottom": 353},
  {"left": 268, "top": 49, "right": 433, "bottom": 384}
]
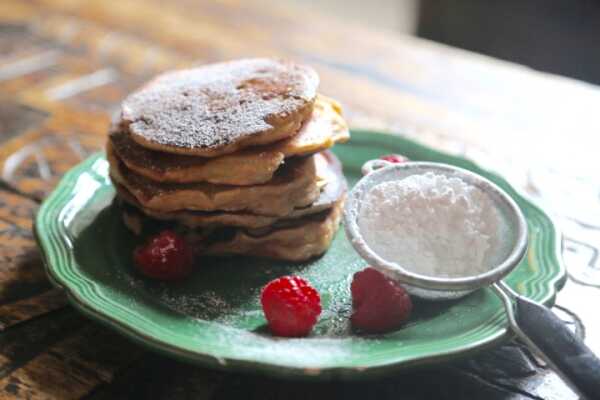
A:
[{"left": 0, "top": 1, "right": 598, "bottom": 398}]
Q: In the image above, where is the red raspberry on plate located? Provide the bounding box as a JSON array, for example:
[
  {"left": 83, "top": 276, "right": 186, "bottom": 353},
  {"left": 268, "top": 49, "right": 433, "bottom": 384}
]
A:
[
  {"left": 260, "top": 276, "right": 322, "bottom": 337},
  {"left": 351, "top": 267, "right": 412, "bottom": 334},
  {"left": 134, "top": 230, "right": 194, "bottom": 280},
  {"left": 380, "top": 154, "right": 408, "bottom": 163}
]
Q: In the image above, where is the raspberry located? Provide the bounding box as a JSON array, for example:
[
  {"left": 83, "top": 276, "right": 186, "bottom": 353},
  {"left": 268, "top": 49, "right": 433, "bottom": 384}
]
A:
[
  {"left": 380, "top": 154, "right": 408, "bottom": 164},
  {"left": 260, "top": 276, "right": 321, "bottom": 337},
  {"left": 351, "top": 267, "right": 412, "bottom": 333},
  {"left": 133, "top": 230, "right": 194, "bottom": 280}
]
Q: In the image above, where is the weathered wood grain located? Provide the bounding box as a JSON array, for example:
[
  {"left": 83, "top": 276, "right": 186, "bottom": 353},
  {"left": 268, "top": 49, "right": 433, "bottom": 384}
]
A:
[
  {"left": 0, "top": 225, "right": 49, "bottom": 309},
  {"left": 0, "top": 190, "right": 50, "bottom": 305},
  {"left": 0, "top": 126, "right": 105, "bottom": 199},
  {"left": 0, "top": 0, "right": 598, "bottom": 398},
  {"left": 0, "top": 308, "right": 86, "bottom": 379},
  {"left": 0, "top": 189, "right": 36, "bottom": 226},
  {"left": 0, "top": 323, "right": 142, "bottom": 400},
  {"left": 87, "top": 354, "right": 225, "bottom": 400},
  {"left": 0, "top": 288, "right": 67, "bottom": 331}
]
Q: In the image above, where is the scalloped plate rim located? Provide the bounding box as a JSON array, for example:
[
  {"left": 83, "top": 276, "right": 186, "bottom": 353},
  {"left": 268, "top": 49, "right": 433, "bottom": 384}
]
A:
[{"left": 34, "top": 129, "right": 566, "bottom": 380}]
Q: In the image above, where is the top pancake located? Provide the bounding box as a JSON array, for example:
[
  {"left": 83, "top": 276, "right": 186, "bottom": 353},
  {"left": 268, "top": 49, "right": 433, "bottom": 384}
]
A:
[
  {"left": 109, "top": 95, "right": 349, "bottom": 185},
  {"left": 119, "top": 58, "right": 319, "bottom": 157}
]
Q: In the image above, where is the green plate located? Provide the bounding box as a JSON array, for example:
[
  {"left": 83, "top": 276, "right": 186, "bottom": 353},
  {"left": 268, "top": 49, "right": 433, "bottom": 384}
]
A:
[{"left": 35, "top": 131, "right": 565, "bottom": 379}]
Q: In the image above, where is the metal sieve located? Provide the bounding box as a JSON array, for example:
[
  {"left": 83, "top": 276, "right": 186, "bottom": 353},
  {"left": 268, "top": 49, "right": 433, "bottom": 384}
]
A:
[{"left": 343, "top": 159, "right": 600, "bottom": 399}]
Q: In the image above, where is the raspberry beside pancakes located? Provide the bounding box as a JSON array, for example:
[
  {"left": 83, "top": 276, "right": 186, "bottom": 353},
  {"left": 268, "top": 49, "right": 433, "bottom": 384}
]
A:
[{"left": 108, "top": 58, "right": 349, "bottom": 262}]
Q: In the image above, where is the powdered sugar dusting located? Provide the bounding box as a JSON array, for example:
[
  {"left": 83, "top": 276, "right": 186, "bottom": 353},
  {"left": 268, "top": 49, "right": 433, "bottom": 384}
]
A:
[
  {"left": 358, "top": 172, "right": 502, "bottom": 278},
  {"left": 158, "top": 290, "right": 232, "bottom": 318},
  {"left": 185, "top": 321, "right": 361, "bottom": 367},
  {"left": 120, "top": 269, "right": 233, "bottom": 319},
  {"left": 121, "top": 58, "right": 318, "bottom": 151}
]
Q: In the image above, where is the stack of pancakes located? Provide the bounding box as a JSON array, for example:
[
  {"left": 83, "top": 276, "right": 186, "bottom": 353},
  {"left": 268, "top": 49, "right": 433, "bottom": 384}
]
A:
[{"left": 108, "top": 58, "right": 349, "bottom": 261}]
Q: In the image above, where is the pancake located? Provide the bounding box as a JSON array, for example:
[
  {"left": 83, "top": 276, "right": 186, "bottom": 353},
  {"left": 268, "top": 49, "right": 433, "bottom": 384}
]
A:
[
  {"left": 118, "top": 58, "right": 319, "bottom": 157},
  {"left": 108, "top": 145, "right": 320, "bottom": 216},
  {"left": 110, "top": 95, "right": 349, "bottom": 185},
  {"left": 120, "top": 195, "right": 343, "bottom": 262},
  {"left": 200, "top": 196, "right": 344, "bottom": 261},
  {"left": 116, "top": 151, "right": 346, "bottom": 229}
]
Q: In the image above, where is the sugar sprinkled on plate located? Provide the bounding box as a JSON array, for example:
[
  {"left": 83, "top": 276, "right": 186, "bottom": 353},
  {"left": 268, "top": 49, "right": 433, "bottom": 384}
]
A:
[{"left": 358, "top": 172, "right": 502, "bottom": 278}]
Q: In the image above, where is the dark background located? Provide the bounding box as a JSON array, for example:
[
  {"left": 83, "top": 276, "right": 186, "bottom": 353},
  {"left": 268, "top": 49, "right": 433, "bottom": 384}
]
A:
[{"left": 418, "top": 0, "right": 600, "bottom": 84}]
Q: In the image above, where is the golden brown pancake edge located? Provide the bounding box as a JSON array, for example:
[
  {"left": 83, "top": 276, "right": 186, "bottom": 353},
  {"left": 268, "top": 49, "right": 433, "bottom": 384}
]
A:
[
  {"left": 109, "top": 95, "right": 349, "bottom": 185},
  {"left": 114, "top": 151, "right": 347, "bottom": 229},
  {"left": 107, "top": 143, "right": 320, "bottom": 216},
  {"left": 119, "top": 58, "right": 319, "bottom": 157}
]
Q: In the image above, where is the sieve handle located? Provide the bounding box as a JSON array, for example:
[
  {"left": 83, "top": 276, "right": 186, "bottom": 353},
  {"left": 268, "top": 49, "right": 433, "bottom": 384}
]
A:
[{"left": 494, "top": 282, "right": 600, "bottom": 399}]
